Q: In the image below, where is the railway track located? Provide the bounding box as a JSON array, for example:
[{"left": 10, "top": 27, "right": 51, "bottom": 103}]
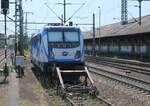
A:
[
  {"left": 65, "top": 95, "right": 113, "bottom": 106},
  {"left": 0, "top": 51, "right": 10, "bottom": 84},
  {"left": 87, "top": 64, "right": 150, "bottom": 95},
  {"left": 65, "top": 95, "right": 86, "bottom": 106},
  {"left": 32, "top": 67, "right": 113, "bottom": 106},
  {"left": 0, "top": 50, "right": 4, "bottom": 63},
  {"left": 98, "top": 56, "right": 150, "bottom": 67},
  {"left": 0, "top": 56, "right": 5, "bottom": 65},
  {"left": 0, "top": 51, "right": 10, "bottom": 67},
  {"left": 66, "top": 97, "right": 77, "bottom": 106},
  {"left": 0, "top": 52, "right": 4, "bottom": 56},
  {"left": 86, "top": 56, "right": 150, "bottom": 75}
]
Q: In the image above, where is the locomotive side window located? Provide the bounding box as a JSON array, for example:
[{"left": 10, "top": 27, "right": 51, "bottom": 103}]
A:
[
  {"left": 64, "top": 32, "right": 79, "bottom": 42},
  {"left": 48, "top": 32, "right": 63, "bottom": 42}
]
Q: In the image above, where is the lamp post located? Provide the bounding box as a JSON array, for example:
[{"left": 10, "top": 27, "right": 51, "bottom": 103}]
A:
[
  {"left": 98, "top": 6, "right": 101, "bottom": 56},
  {"left": 92, "top": 13, "right": 96, "bottom": 56},
  {"left": 132, "top": 0, "right": 150, "bottom": 26}
]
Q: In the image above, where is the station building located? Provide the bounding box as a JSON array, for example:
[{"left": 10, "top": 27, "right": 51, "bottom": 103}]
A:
[{"left": 84, "top": 15, "right": 150, "bottom": 59}]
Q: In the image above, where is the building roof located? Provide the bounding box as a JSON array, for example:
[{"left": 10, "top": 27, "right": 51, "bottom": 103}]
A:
[{"left": 84, "top": 15, "right": 150, "bottom": 39}]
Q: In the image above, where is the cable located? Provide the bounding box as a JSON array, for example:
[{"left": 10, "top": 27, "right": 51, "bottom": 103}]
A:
[
  {"left": 6, "top": 16, "right": 15, "bottom": 22},
  {"left": 66, "top": 3, "right": 85, "bottom": 22},
  {"left": 128, "top": 10, "right": 138, "bottom": 22},
  {"left": 44, "top": 3, "right": 63, "bottom": 21}
]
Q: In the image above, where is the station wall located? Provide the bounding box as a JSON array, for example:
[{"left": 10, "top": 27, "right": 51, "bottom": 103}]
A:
[{"left": 84, "top": 33, "right": 150, "bottom": 59}]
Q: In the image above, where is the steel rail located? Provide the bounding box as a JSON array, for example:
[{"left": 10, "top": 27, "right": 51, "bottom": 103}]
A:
[
  {"left": 88, "top": 66, "right": 150, "bottom": 94},
  {"left": 0, "top": 57, "right": 5, "bottom": 64},
  {"left": 87, "top": 56, "right": 150, "bottom": 68},
  {"left": 98, "top": 59, "right": 150, "bottom": 73},
  {"left": 96, "top": 96, "right": 113, "bottom": 106},
  {"left": 86, "top": 57, "right": 150, "bottom": 75},
  {"left": 0, "top": 52, "right": 10, "bottom": 65},
  {"left": 66, "top": 95, "right": 113, "bottom": 106},
  {"left": 0, "top": 52, "right": 10, "bottom": 68},
  {"left": 0, "top": 50, "right": 4, "bottom": 56},
  {"left": 87, "top": 65, "right": 150, "bottom": 85},
  {"left": 98, "top": 56, "right": 150, "bottom": 67},
  {"left": 0, "top": 53, "right": 10, "bottom": 84},
  {"left": 66, "top": 97, "right": 78, "bottom": 106}
]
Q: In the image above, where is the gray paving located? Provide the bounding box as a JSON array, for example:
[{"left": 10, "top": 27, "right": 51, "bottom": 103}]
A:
[{"left": 8, "top": 72, "right": 19, "bottom": 106}]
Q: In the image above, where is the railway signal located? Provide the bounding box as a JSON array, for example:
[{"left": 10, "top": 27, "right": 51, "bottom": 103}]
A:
[
  {"left": 1, "top": 0, "right": 9, "bottom": 10},
  {"left": 1, "top": 0, "right": 10, "bottom": 80}
]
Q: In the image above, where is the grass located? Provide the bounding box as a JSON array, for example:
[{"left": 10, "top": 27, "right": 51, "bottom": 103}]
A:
[
  {"left": 47, "top": 88, "right": 55, "bottom": 96},
  {"left": 47, "top": 88, "right": 65, "bottom": 106},
  {"left": 9, "top": 65, "right": 15, "bottom": 72},
  {"left": 0, "top": 97, "right": 7, "bottom": 106},
  {"left": 34, "top": 79, "right": 44, "bottom": 94},
  {"left": 125, "top": 70, "right": 132, "bottom": 73},
  {"left": 32, "top": 70, "right": 66, "bottom": 106},
  {"left": 24, "top": 50, "right": 30, "bottom": 56},
  {"left": 20, "top": 100, "right": 33, "bottom": 106},
  {"left": 113, "top": 56, "right": 118, "bottom": 59},
  {"left": 0, "top": 65, "right": 15, "bottom": 76},
  {"left": 34, "top": 79, "right": 65, "bottom": 106},
  {"left": 0, "top": 69, "right": 4, "bottom": 72}
]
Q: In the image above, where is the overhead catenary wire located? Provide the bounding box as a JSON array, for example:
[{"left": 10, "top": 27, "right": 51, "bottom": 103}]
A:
[
  {"left": 44, "top": 0, "right": 87, "bottom": 24},
  {"left": 66, "top": 3, "right": 85, "bottom": 22},
  {"left": 128, "top": 10, "right": 138, "bottom": 22},
  {"left": 44, "top": 3, "right": 63, "bottom": 21}
]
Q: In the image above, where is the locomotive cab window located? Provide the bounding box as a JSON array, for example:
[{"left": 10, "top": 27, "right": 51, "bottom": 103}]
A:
[
  {"left": 64, "top": 32, "right": 79, "bottom": 42},
  {"left": 48, "top": 31, "right": 79, "bottom": 42},
  {"left": 48, "top": 32, "right": 63, "bottom": 42}
]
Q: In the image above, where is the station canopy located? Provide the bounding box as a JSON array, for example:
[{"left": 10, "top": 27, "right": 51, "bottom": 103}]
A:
[{"left": 84, "top": 15, "right": 150, "bottom": 39}]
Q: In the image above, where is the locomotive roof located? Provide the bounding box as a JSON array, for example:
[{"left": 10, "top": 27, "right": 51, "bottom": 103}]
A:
[
  {"left": 44, "top": 26, "right": 80, "bottom": 29},
  {"left": 42, "top": 26, "right": 81, "bottom": 32},
  {"left": 84, "top": 15, "right": 150, "bottom": 39},
  {"left": 31, "top": 26, "right": 81, "bottom": 38}
]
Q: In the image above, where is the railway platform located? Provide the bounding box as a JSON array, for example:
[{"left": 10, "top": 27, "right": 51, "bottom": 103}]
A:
[
  {"left": 0, "top": 53, "right": 110, "bottom": 106},
  {"left": 0, "top": 56, "right": 49, "bottom": 106},
  {"left": 1, "top": 53, "right": 150, "bottom": 106}
]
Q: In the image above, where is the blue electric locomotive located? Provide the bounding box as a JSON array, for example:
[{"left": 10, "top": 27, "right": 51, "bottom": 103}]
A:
[
  {"left": 30, "top": 25, "right": 99, "bottom": 96},
  {"left": 30, "top": 25, "right": 84, "bottom": 71}
]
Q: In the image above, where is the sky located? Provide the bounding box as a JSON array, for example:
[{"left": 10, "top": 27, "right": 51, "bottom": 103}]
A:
[{"left": 0, "top": 0, "right": 150, "bottom": 36}]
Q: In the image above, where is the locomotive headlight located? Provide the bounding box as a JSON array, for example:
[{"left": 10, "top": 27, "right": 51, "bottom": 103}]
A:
[
  {"left": 49, "top": 51, "right": 54, "bottom": 58},
  {"left": 75, "top": 50, "right": 81, "bottom": 59}
]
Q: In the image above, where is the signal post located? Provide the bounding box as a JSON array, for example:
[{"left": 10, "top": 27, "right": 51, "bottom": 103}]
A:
[{"left": 1, "top": 0, "right": 9, "bottom": 81}]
